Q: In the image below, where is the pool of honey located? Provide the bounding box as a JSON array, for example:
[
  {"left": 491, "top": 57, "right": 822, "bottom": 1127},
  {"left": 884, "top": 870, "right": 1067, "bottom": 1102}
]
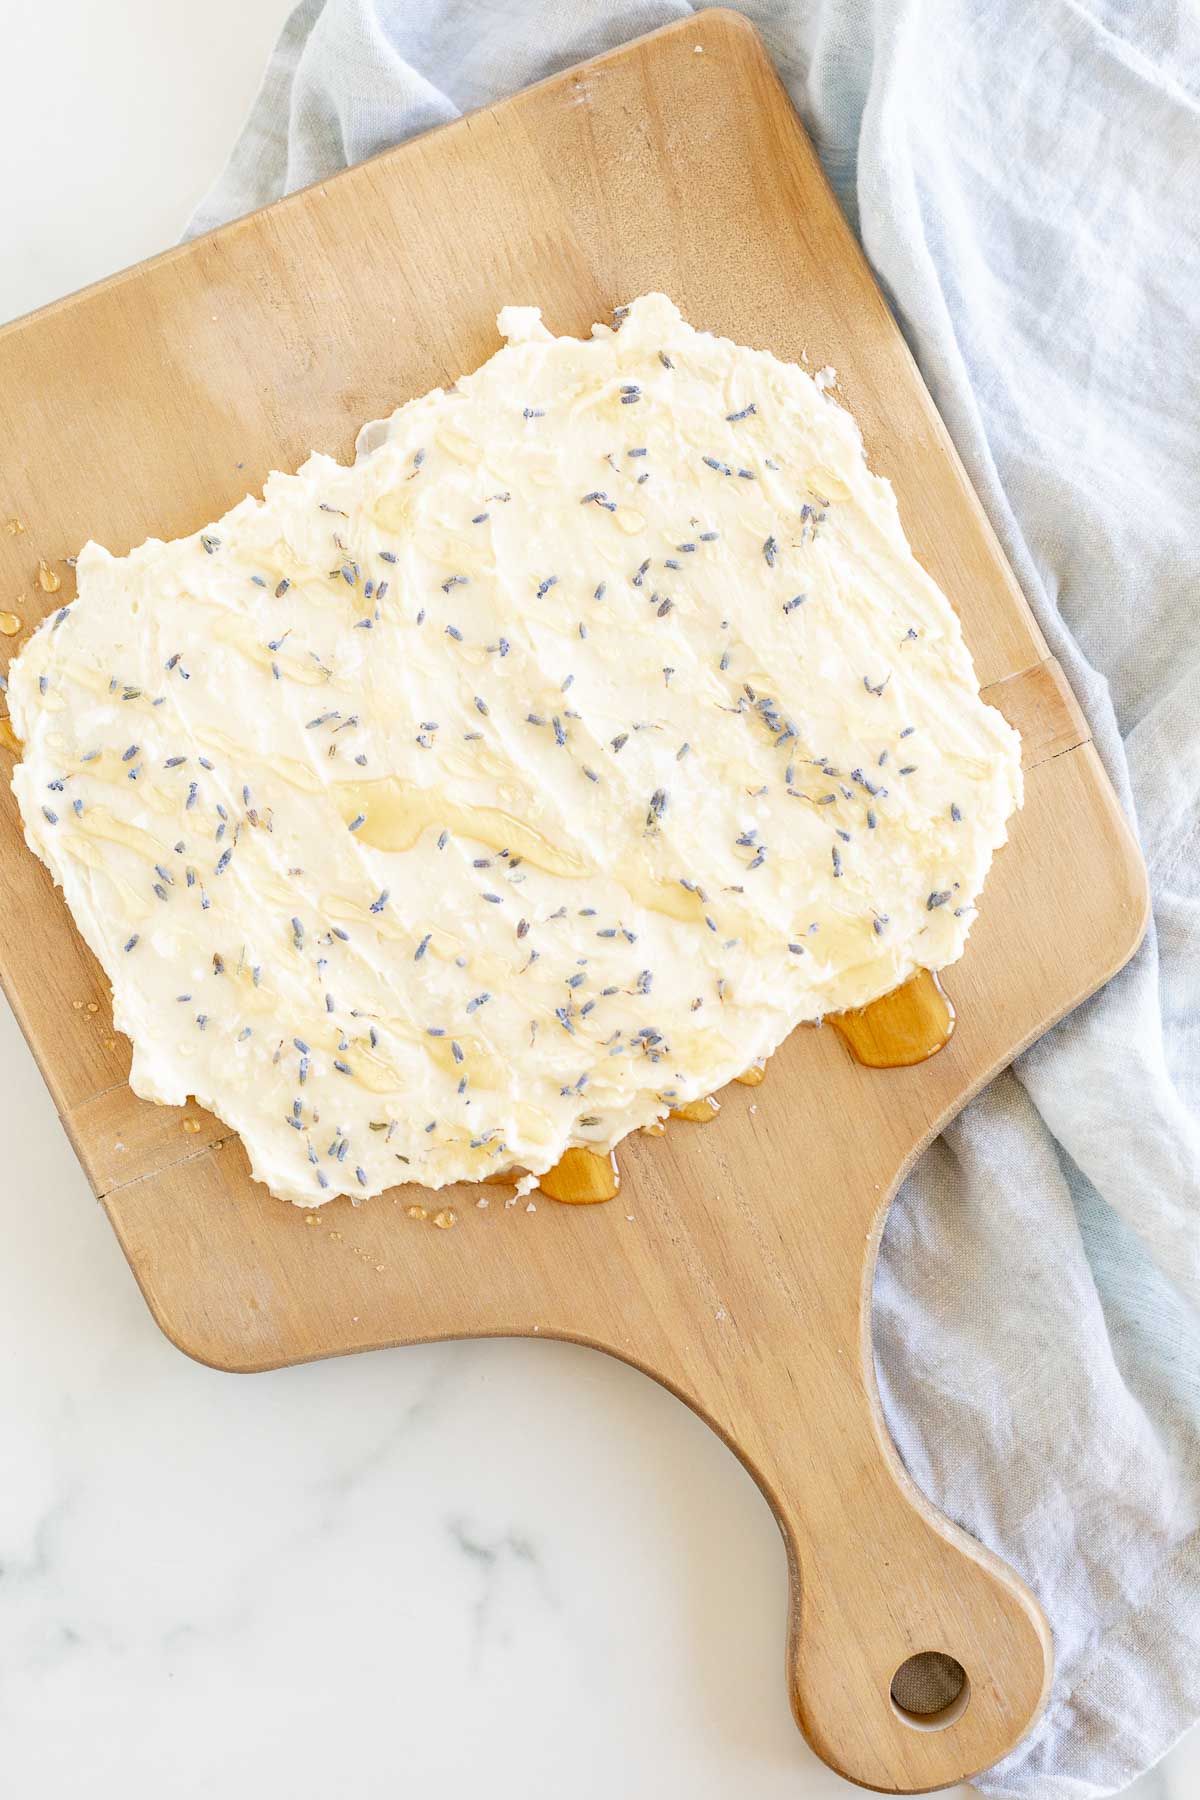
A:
[{"left": 511, "top": 969, "right": 955, "bottom": 1205}]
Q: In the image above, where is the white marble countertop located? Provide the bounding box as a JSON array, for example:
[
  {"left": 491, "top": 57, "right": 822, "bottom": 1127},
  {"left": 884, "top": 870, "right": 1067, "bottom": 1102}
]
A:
[{"left": 0, "top": 5, "right": 1193, "bottom": 1795}]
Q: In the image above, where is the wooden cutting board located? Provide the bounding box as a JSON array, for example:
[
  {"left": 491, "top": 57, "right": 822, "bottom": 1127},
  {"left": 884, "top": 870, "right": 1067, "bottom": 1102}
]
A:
[{"left": 0, "top": 13, "right": 1147, "bottom": 1793}]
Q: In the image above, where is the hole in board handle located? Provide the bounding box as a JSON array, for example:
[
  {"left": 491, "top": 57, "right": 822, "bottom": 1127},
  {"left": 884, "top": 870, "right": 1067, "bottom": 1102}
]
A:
[{"left": 890, "top": 1652, "right": 970, "bottom": 1731}]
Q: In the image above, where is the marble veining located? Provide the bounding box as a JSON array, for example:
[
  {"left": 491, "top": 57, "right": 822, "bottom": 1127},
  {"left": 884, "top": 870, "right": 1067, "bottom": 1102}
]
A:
[{"left": 0, "top": 995, "right": 1193, "bottom": 1796}]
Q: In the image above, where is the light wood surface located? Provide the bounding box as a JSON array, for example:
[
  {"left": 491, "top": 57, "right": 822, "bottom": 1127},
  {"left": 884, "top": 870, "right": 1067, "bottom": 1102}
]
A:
[{"left": 0, "top": 13, "right": 1147, "bottom": 1792}]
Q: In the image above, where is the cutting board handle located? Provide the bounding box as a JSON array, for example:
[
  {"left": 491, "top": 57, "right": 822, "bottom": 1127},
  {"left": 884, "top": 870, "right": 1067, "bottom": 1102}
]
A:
[
  {"left": 641, "top": 1260, "right": 1052, "bottom": 1794},
  {"left": 776, "top": 1396, "right": 1052, "bottom": 1793}
]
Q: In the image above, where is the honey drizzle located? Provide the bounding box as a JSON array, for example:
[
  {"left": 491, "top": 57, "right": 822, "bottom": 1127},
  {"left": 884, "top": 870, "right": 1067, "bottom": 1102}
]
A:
[
  {"left": 0, "top": 718, "right": 22, "bottom": 754},
  {"left": 670, "top": 1095, "right": 721, "bottom": 1124},
  {"left": 331, "top": 777, "right": 703, "bottom": 925},
  {"left": 536, "top": 1146, "right": 620, "bottom": 1205},
  {"left": 828, "top": 968, "right": 955, "bottom": 1068},
  {"left": 529, "top": 972, "right": 953, "bottom": 1208}
]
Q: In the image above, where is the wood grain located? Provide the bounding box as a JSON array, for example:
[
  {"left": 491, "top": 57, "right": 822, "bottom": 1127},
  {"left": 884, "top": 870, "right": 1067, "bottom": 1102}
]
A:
[{"left": 0, "top": 13, "right": 1146, "bottom": 1793}]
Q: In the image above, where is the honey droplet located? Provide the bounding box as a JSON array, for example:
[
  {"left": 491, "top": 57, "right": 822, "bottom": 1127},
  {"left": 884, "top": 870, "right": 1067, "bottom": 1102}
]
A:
[
  {"left": 304, "top": 1214, "right": 319, "bottom": 1227},
  {"left": 406, "top": 1204, "right": 429, "bottom": 1221},
  {"left": 0, "top": 719, "right": 22, "bottom": 754},
  {"left": 641, "top": 1120, "right": 667, "bottom": 1138},
  {"left": 734, "top": 1062, "right": 766, "bottom": 1087},
  {"left": 538, "top": 1146, "right": 620, "bottom": 1205},
  {"left": 36, "top": 560, "right": 61, "bottom": 594},
  {"left": 671, "top": 1094, "right": 721, "bottom": 1124},
  {"left": 0, "top": 612, "right": 23, "bottom": 637},
  {"left": 432, "top": 1208, "right": 457, "bottom": 1230},
  {"left": 181, "top": 1118, "right": 202, "bottom": 1134},
  {"left": 4, "top": 519, "right": 24, "bottom": 536},
  {"left": 86, "top": 1001, "right": 99, "bottom": 1014},
  {"left": 71, "top": 999, "right": 84, "bottom": 1011},
  {"left": 483, "top": 1167, "right": 524, "bottom": 1186},
  {"left": 830, "top": 968, "right": 956, "bottom": 1069}
]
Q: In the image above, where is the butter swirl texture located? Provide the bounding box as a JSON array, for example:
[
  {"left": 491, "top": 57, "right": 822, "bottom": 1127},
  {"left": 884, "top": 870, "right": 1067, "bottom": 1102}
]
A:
[{"left": 8, "top": 296, "right": 1021, "bottom": 1204}]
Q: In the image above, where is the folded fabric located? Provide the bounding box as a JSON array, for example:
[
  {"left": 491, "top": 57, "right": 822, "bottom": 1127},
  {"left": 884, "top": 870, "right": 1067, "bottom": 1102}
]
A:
[{"left": 187, "top": 4, "right": 1200, "bottom": 1792}]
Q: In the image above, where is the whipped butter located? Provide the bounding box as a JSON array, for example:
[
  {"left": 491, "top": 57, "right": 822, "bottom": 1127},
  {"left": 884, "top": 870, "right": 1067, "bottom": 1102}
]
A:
[{"left": 7, "top": 295, "right": 1022, "bottom": 1205}]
